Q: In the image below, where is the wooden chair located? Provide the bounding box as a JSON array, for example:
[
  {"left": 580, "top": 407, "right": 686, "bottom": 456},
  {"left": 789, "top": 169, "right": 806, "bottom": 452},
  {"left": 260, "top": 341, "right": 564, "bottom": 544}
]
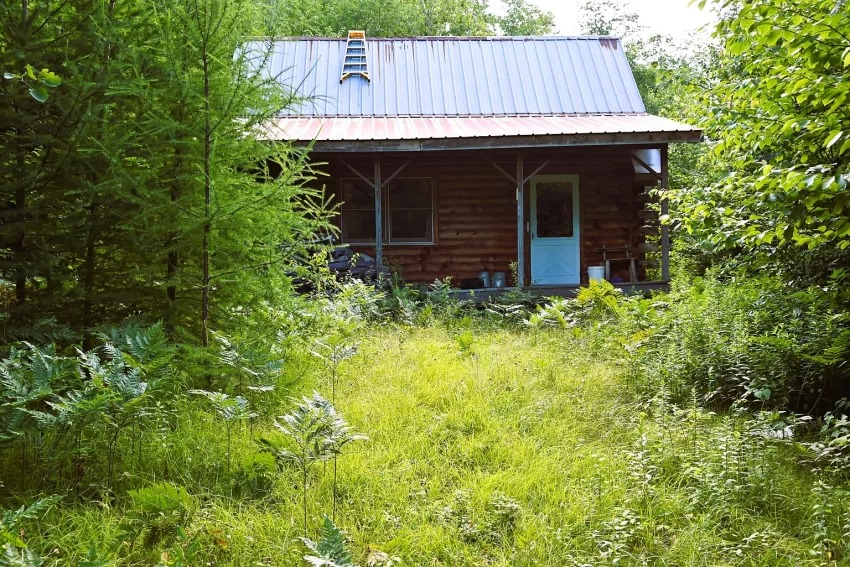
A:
[{"left": 598, "top": 245, "right": 638, "bottom": 283}]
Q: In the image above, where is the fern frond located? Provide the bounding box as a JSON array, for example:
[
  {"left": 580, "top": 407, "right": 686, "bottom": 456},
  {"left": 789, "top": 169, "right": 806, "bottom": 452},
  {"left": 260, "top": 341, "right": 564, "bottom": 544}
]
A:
[{"left": 301, "top": 517, "right": 356, "bottom": 567}]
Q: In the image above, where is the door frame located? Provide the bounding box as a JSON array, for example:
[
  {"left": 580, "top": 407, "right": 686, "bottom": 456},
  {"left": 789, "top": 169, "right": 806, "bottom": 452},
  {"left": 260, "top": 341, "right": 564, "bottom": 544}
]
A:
[{"left": 529, "top": 174, "right": 581, "bottom": 285}]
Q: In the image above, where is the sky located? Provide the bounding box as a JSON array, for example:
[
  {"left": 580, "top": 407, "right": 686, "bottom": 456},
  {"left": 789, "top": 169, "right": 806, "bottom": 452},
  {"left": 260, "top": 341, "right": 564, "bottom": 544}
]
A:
[{"left": 507, "top": 0, "right": 718, "bottom": 40}]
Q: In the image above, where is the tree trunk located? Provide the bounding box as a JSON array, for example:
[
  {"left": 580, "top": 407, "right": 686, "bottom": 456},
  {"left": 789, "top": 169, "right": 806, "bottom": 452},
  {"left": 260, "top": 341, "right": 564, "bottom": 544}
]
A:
[
  {"left": 166, "top": 149, "right": 181, "bottom": 333},
  {"left": 14, "top": 180, "right": 26, "bottom": 306},
  {"left": 201, "top": 41, "right": 211, "bottom": 347},
  {"left": 82, "top": 201, "right": 97, "bottom": 348}
]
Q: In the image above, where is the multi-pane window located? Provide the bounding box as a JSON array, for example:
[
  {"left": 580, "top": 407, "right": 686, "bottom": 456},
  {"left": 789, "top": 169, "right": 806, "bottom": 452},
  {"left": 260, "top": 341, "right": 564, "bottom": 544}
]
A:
[
  {"left": 339, "top": 178, "right": 434, "bottom": 244},
  {"left": 339, "top": 179, "right": 375, "bottom": 244}
]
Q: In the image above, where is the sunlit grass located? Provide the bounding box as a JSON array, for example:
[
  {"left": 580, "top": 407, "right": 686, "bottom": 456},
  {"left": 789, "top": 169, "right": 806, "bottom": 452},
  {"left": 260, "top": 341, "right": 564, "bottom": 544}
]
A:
[{"left": 32, "top": 322, "right": 834, "bottom": 565}]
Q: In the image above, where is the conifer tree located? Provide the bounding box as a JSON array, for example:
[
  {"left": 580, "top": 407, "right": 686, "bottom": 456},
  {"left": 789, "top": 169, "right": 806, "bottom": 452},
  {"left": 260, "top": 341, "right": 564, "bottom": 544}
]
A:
[
  {"left": 2, "top": 0, "right": 333, "bottom": 344},
  {"left": 132, "top": 0, "right": 332, "bottom": 344}
]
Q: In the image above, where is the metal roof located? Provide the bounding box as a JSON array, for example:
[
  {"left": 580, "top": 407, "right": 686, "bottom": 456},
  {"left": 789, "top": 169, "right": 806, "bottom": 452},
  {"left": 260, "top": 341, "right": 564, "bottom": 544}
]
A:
[
  {"left": 248, "top": 36, "right": 701, "bottom": 149},
  {"left": 260, "top": 114, "right": 701, "bottom": 151},
  {"left": 250, "top": 36, "right": 647, "bottom": 117}
]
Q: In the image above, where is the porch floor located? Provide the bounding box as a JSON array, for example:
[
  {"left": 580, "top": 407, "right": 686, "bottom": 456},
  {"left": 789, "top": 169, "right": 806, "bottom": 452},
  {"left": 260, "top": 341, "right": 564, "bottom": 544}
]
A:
[{"left": 445, "top": 281, "right": 670, "bottom": 303}]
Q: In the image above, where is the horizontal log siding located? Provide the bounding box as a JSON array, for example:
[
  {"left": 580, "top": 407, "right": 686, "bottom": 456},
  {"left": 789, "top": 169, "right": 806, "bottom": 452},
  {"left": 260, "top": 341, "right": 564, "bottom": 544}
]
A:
[
  {"left": 318, "top": 158, "right": 516, "bottom": 283},
  {"left": 578, "top": 158, "right": 643, "bottom": 283},
  {"left": 312, "top": 149, "right": 644, "bottom": 285}
]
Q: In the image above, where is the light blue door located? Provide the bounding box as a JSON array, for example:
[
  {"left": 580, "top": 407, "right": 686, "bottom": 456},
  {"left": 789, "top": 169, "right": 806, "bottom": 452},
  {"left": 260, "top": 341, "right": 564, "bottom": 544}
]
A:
[{"left": 530, "top": 175, "right": 580, "bottom": 285}]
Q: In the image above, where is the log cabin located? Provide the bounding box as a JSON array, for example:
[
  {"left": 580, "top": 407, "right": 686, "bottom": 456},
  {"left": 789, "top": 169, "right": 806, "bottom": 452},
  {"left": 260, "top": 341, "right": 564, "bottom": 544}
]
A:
[{"left": 252, "top": 32, "right": 702, "bottom": 294}]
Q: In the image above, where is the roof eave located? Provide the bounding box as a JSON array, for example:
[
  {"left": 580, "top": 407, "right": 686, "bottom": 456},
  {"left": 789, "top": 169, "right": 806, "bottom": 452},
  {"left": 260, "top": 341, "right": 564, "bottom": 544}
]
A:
[{"left": 290, "top": 130, "right": 704, "bottom": 153}]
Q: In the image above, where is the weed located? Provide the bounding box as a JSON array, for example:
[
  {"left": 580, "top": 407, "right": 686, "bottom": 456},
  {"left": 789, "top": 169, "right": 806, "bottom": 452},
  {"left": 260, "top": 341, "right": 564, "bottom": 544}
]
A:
[
  {"left": 122, "top": 483, "right": 195, "bottom": 549},
  {"left": 455, "top": 330, "right": 475, "bottom": 356},
  {"left": 264, "top": 392, "right": 365, "bottom": 534}
]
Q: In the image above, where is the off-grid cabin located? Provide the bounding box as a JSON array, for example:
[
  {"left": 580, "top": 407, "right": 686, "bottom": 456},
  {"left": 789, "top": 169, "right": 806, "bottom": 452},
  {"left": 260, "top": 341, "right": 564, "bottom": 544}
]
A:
[{"left": 254, "top": 32, "right": 702, "bottom": 294}]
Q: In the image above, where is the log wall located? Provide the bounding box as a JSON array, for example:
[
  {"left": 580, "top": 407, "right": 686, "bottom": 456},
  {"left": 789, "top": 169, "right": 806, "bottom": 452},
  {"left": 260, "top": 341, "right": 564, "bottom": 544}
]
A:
[{"left": 312, "top": 147, "right": 651, "bottom": 285}]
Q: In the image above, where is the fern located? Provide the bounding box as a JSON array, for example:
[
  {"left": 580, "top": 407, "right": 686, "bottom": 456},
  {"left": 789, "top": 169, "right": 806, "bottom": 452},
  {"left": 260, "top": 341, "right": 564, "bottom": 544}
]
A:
[
  {"left": 0, "top": 546, "right": 44, "bottom": 566},
  {"left": 0, "top": 497, "right": 56, "bottom": 566},
  {"left": 211, "top": 331, "right": 283, "bottom": 396},
  {"left": 123, "top": 483, "right": 195, "bottom": 549},
  {"left": 98, "top": 323, "right": 172, "bottom": 383},
  {"left": 310, "top": 336, "right": 358, "bottom": 404},
  {"left": 0, "top": 344, "right": 71, "bottom": 441},
  {"left": 265, "top": 392, "right": 365, "bottom": 534},
  {"left": 190, "top": 390, "right": 256, "bottom": 472},
  {"left": 301, "top": 517, "right": 357, "bottom": 567}
]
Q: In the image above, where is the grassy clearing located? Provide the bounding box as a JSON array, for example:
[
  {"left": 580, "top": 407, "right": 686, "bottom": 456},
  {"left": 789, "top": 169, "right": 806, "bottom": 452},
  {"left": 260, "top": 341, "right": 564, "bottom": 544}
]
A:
[{"left": 19, "top": 322, "right": 843, "bottom": 565}]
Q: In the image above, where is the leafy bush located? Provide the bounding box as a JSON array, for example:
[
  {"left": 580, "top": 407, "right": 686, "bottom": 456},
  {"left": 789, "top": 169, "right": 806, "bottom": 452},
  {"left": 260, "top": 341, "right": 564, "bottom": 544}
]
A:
[{"left": 631, "top": 272, "right": 850, "bottom": 413}]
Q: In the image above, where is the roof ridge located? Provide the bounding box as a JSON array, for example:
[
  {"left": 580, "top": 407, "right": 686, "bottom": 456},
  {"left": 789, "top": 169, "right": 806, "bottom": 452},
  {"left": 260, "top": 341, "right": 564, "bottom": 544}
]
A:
[
  {"left": 248, "top": 35, "right": 623, "bottom": 42},
  {"left": 274, "top": 112, "right": 653, "bottom": 119}
]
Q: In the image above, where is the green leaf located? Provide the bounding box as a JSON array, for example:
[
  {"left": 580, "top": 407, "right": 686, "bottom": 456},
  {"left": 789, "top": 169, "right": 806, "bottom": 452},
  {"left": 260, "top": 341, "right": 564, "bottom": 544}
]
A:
[
  {"left": 39, "top": 70, "right": 61, "bottom": 88},
  {"left": 28, "top": 86, "right": 48, "bottom": 103},
  {"left": 825, "top": 131, "right": 843, "bottom": 148}
]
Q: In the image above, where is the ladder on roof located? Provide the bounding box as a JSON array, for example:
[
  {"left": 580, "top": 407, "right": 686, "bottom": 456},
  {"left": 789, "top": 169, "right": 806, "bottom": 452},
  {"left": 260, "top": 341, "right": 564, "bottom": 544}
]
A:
[{"left": 340, "top": 30, "right": 370, "bottom": 84}]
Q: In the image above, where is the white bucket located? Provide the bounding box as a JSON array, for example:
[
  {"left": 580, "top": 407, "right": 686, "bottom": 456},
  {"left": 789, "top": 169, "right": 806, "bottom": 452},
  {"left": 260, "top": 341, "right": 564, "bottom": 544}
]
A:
[{"left": 588, "top": 266, "right": 605, "bottom": 283}]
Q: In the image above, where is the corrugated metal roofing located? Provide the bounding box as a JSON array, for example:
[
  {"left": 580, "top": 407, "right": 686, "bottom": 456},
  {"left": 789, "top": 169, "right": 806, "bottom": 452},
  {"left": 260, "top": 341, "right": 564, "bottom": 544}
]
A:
[
  {"left": 248, "top": 36, "right": 647, "bottom": 117},
  {"left": 262, "top": 114, "right": 698, "bottom": 142}
]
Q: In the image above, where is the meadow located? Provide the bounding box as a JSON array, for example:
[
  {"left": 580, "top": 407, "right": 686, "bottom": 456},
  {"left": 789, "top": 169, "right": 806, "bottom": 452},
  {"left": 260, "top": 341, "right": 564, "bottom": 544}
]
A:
[{"left": 5, "top": 296, "right": 847, "bottom": 566}]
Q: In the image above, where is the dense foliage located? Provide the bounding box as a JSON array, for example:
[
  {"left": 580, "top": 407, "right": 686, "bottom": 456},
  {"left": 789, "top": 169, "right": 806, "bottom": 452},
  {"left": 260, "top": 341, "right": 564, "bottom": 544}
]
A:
[
  {"left": 0, "top": 290, "right": 847, "bottom": 565},
  {"left": 0, "top": 0, "right": 333, "bottom": 345},
  {"left": 267, "top": 0, "right": 554, "bottom": 37},
  {"left": 674, "top": 0, "right": 850, "bottom": 254}
]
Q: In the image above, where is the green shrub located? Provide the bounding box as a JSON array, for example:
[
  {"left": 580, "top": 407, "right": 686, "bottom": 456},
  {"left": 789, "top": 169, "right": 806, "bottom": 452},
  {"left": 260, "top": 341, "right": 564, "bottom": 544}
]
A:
[
  {"left": 631, "top": 272, "right": 850, "bottom": 413},
  {"left": 123, "top": 482, "right": 196, "bottom": 549}
]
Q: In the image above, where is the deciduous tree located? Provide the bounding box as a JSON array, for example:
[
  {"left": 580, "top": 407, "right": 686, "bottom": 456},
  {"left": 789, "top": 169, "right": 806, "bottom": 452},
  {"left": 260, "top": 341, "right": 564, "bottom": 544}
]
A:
[{"left": 675, "top": 0, "right": 850, "bottom": 253}]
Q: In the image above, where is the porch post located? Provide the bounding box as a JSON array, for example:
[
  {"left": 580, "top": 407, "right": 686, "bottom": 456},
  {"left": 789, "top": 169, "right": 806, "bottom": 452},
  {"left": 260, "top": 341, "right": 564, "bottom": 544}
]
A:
[
  {"left": 660, "top": 145, "right": 670, "bottom": 282},
  {"left": 374, "top": 157, "right": 383, "bottom": 274},
  {"left": 516, "top": 153, "right": 525, "bottom": 287}
]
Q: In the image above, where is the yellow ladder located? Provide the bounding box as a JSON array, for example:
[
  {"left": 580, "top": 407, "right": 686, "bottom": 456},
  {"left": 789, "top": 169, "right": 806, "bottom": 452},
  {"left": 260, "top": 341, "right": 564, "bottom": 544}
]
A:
[{"left": 340, "top": 30, "right": 370, "bottom": 83}]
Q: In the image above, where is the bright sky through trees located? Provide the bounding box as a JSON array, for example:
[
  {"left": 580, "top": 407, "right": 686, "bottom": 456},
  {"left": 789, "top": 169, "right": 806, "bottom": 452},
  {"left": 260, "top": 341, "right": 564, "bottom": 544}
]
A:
[{"left": 503, "top": 0, "right": 718, "bottom": 38}]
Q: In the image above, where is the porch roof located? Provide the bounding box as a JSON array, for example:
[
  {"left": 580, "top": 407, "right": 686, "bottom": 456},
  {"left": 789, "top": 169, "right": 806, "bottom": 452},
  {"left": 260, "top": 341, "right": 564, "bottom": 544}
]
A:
[{"left": 261, "top": 114, "right": 702, "bottom": 151}]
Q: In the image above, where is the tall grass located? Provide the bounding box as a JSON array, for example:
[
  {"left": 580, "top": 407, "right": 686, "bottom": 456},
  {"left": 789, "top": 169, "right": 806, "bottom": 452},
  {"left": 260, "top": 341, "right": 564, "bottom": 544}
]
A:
[{"left": 5, "top": 316, "right": 848, "bottom": 565}]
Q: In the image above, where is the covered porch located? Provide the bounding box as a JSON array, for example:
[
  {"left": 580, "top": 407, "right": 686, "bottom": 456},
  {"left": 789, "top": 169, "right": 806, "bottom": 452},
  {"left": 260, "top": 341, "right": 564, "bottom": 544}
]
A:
[{"left": 312, "top": 142, "right": 677, "bottom": 291}]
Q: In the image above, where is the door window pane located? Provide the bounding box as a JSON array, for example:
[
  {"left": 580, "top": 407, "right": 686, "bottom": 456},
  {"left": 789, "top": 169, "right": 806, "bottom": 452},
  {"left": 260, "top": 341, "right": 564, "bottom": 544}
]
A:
[{"left": 536, "top": 182, "right": 574, "bottom": 238}]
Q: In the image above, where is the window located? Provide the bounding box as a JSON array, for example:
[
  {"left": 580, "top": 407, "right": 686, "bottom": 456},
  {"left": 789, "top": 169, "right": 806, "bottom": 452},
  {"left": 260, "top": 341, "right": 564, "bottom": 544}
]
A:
[
  {"left": 339, "top": 177, "right": 435, "bottom": 245},
  {"left": 339, "top": 179, "right": 375, "bottom": 244}
]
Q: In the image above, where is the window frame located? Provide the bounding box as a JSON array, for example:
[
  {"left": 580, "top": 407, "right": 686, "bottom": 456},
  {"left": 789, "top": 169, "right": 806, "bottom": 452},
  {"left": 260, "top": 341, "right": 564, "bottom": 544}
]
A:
[
  {"left": 338, "top": 178, "right": 376, "bottom": 245},
  {"left": 338, "top": 177, "right": 436, "bottom": 246}
]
